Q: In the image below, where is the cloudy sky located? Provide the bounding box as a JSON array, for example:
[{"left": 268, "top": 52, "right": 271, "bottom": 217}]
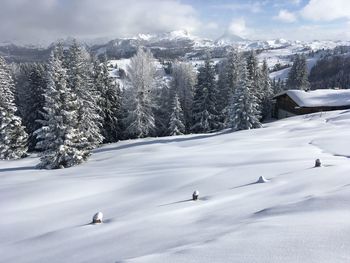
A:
[{"left": 1, "top": 0, "right": 350, "bottom": 44}]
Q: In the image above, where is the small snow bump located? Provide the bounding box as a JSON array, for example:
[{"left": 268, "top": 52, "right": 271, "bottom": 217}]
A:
[
  {"left": 257, "top": 176, "right": 269, "bottom": 183},
  {"left": 92, "top": 212, "right": 103, "bottom": 224}
]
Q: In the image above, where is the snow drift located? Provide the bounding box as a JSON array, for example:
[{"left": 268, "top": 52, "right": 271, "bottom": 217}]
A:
[{"left": 1, "top": 110, "right": 350, "bottom": 262}]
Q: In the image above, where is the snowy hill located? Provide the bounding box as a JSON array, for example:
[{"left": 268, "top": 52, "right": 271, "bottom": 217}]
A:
[
  {"left": 2, "top": 110, "right": 350, "bottom": 262},
  {"left": 94, "top": 32, "right": 350, "bottom": 84},
  {"left": 215, "top": 32, "right": 246, "bottom": 46}
]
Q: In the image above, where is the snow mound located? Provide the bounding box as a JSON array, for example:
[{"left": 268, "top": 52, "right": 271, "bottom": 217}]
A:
[
  {"left": 92, "top": 212, "right": 103, "bottom": 223},
  {"left": 256, "top": 176, "right": 269, "bottom": 183}
]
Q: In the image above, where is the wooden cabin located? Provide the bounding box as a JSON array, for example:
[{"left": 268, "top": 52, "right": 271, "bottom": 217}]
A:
[{"left": 273, "top": 89, "right": 350, "bottom": 119}]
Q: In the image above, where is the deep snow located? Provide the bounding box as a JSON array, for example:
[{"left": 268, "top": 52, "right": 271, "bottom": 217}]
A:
[{"left": 1, "top": 110, "right": 350, "bottom": 262}]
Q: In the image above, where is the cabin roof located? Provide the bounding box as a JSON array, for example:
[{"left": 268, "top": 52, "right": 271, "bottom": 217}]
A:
[{"left": 274, "top": 89, "right": 350, "bottom": 107}]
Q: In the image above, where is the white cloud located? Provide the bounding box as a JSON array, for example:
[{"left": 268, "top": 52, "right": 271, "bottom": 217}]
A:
[
  {"left": 274, "top": 9, "right": 297, "bottom": 23},
  {"left": 228, "top": 18, "right": 248, "bottom": 37},
  {"left": 253, "top": 23, "right": 350, "bottom": 41},
  {"left": 0, "top": 0, "right": 200, "bottom": 44},
  {"left": 206, "top": 22, "right": 219, "bottom": 30},
  {"left": 214, "top": 2, "right": 265, "bottom": 13},
  {"left": 301, "top": 0, "right": 350, "bottom": 21}
]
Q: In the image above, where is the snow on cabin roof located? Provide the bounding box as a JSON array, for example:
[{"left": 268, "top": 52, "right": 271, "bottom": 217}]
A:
[{"left": 275, "top": 89, "right": 350, "bottom": 107}]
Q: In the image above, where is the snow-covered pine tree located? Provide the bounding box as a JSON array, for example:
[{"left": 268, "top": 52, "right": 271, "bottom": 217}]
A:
[
  {"left": 35, "top": 46, "right": 85, "bottom": 169},
  {"left": 171, "top": 61, "right": 196, "bottom": 132},
  {"left": 13, "top": 63, "right": 30, "bottom": 118},
  {"left": 151, "top": 61, "right": 170, "bottom": 137},
  {"left": 153, "top": 81, "right": 171, "bottom": 137},
  {"left": 286, "top": 55, "right": 298, "bottom": 89},
  {"left": 168, "top": 92, "right": 185, "bottom": 136},
  {"left": 216, "top": 60, "right": 228, "bottom": 125},
  {"left": 66, "top": 41, "right": 103, "bottom": 152},
  {"left": 261, "top": 60, "right": 274, "bottom": 120},
  {"left": 246, "top": 51, "right": 263, "bottom": 112},
  {"left": 93, "top": 59, "right": 122, "bottom": 143},
  {"left": 217, "top": 49, "right": 241, "bottom": 127},
  {"left": 0, "top": 56, "right": 28, "bottom": 159},
  {"left": 17, "top": 63, "right": 47, "bottom": 151},
  {"left": 229, "top": 60, "right": 261, "bottom": 131},
  {"left": 191, "top": 54, "right": 219, "bottom": 133},
  {"left": 286, "top": 54, "right": 310, "bottom": 90},
  {"left": 123, "top": 47, "right": 156, "bottom": 139}
]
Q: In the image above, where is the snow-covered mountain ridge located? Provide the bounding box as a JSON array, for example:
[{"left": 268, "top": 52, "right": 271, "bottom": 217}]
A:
[
  {"left": 124, "top": 30, "right": 350, "bottom": 51},
  {"left": 1, "top": 110, "right": 350, "bottom": 262},
  {"left": 1, "top": 30, "right": 350, "bottom": 67},
  {"left": 2, "top": 31, "right": 350, "bottom": 84}
]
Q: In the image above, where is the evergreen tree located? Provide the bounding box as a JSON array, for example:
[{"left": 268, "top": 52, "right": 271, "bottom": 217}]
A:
[
  {"left": 171, "top": 61, "right": 196, "bottom": 132},
  {"left": 66, "top": 41, "right": 103, "bottom": 152},
  {"left": 124, "top": 47, "right": 156, "bottom": 138},
  {"left": 229, "top": 60, "right": 261, "bottom": 131},
  {"left": 153, "top": 82, "right": 171, "bottom": 137},
  {"left": 13, "top": 63, "right": 31, "bottom": 119},
  {"left": 217, "top": 50, "right": 241, "bottom": 127},
  {"left": 35, "top": 47, "right": 85, "bottom": 169},
  {"left": 17, "top": 63, "right": 47, "bottom": 151},
  {"left": 246, "top": 51, "right": 263, "bottom": 111},
  {"left": 0, "top": 56, "right": 28, "bottom": 159},
  {"left": 168, "top": 92, "right": 185, "bottom": 136},
  {"left": 93, "top": 59, "right": 121, "bottom": 143},
  {"left": 286, "top": 54, "right": 310, "bottom": 90},
  {"left": 309, "top": 55, "right": 350, "bottom": 90},
  {"left": 191, "top": 55, "right": 219, "bottom": 133},
  {"left": 261, "top": 60, "right": 274, "bottom": 120},
  {"left": 152, "top": 62, "right": 170, "bottom": 137}
]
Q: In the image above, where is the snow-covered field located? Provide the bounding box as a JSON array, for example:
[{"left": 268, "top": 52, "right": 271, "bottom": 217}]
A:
[{"left": 2, "top": 110, "right": 350, "bottom": 262}]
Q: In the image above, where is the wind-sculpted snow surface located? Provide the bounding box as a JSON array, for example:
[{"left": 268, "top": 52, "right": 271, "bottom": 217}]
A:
[{"left": 1, "top": 111, "right": 350, "bottom": 262}]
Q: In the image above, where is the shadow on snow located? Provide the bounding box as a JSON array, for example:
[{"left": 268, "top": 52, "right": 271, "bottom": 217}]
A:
[{"left": 93, "top": 130, "right": 231, "bottom": 154}]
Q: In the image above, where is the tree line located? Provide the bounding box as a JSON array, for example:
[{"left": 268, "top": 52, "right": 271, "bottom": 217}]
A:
[
  {"left": 271, "top": 54, "right": 310, "bottom": 92},
  {"left": 0, "top": 42, "right": 279, "bottom": 169},
  {"left": 309, "top": 55, "right": 350, "bottom": 90}
]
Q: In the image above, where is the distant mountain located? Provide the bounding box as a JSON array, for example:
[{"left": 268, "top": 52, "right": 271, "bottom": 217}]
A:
[
  {"left": 215, "top": 32, "right": 246, "bottom": 46},
  {"left": 245, "top": 39, "right": 292, "bottom": 50},
  {"left": 135, "top": 30, "right": 192, "bottom": 42},
  {"left": 1, "top": 30, "right": 350, "bottom": 66},
  {"left": 0, "top": 44, "right": 51, "bottom": 63},
  {"left": 90, "top": 30, "right": 216, "bottom": 60}
]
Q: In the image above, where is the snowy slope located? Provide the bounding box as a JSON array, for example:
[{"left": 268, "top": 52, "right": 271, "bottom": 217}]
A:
[
  {"left": 2, "top": 111, "right": 350, "bottom": 262},
  {"left": 269, "top": 55, "right": 320, "bottom": 80}
]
